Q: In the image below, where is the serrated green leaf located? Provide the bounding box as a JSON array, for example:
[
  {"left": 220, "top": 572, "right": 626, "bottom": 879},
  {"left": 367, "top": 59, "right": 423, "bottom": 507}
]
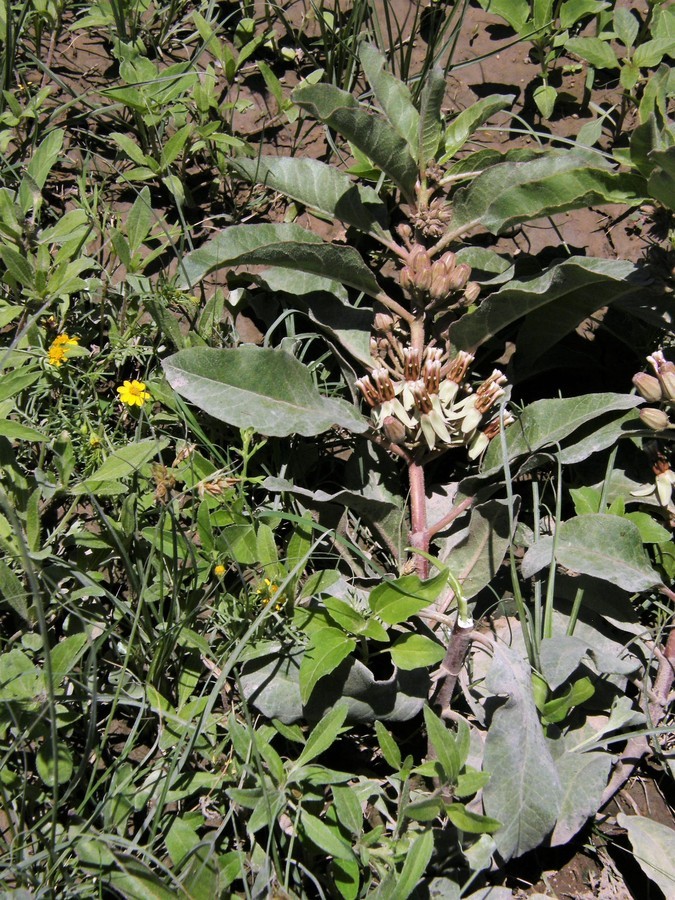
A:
[
  {"left": 369, "top": 571, "right": 447, "bottom": 624},
  {"left": 299, "top": 627, "right": 356, "bottom": 704},
  {"left": 391, "top": 633, "right": 444, "bottom": 670}
]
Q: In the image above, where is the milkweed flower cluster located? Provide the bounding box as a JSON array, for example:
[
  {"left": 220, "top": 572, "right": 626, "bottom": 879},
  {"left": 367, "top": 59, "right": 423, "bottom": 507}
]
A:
[
  {"left": 47, "top": 333, "right": 79, "bottom": 367},
  {"left": 356, "top": 346, "right": 512, "bottom": 458}
]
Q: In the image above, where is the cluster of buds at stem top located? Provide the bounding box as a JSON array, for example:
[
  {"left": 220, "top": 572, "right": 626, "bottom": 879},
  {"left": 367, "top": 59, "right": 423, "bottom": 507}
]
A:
[
  {"left": 356, "top": 347, "right": 513, "bottom": 457},
  {"left": 400, "top": 244, "right": 479, "bottom": 312},
  {"left": 633, "top": 350, "right": 675, "bottom": 432}
]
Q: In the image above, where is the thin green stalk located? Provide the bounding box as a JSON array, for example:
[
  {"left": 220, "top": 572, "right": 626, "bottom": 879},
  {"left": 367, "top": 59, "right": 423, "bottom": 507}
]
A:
[
  {"left": 498, "top": 405, "right": 538, "bottom": 668},
  {"left": 531, "top": 480, "right": 542, "bottom": 647},
  {"left": 567, "top": 586, "right": 586, "bottom": 635},
  {"left": 543, "top": 452, "right": 563, "bottom": 640}
]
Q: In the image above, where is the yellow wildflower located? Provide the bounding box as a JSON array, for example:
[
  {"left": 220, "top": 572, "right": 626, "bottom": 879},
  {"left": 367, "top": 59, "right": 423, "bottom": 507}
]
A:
[
  {"left": 47, "top": 333, "right": 79, "bottom": 367},
  {"left": 257, "top": 578, "right": 284, "bottom": 611},
  {"left": 117, "top": 380, "right": 151, "bottom": 408},
  {"left": 214, "top": 564, "right": 226, "bottom": 577}
]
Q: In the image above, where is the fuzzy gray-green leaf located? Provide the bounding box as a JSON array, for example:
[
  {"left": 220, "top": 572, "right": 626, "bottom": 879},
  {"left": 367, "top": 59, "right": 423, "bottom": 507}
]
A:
[
  {"left": 230, "top": 156, "right": 389, "bottom": 237},
  {"left": 360, "top": 42, "right": 419, "bottom": 153},
  {"left": 451, "top": 152, "right": 644, "bottom": 236},
  {"left": 178, "top": 223, "right": 380, "bottom": 297},
  {"left": 163, "top": 346, "right": 367, "bottom": 437},
  {"left": 292, "top": 83, "right": 418, "bottom": 199}
]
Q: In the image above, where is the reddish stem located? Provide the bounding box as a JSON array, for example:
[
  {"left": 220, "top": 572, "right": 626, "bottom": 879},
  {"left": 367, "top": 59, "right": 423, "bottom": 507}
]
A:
[{"left": 408, "top": 458, "right": 429, "bottom": 579}]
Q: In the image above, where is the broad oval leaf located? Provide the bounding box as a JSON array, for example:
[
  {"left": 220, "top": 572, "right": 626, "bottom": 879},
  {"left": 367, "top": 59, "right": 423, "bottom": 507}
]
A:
[
  {"left": 451, "top": 151, "right": 645, "bottom": 236},
  {"left": 162, "top": 346, "right": 367, "bottom": 437},
  {"left": 451, "top": 257, "right": 638, "bottom": 355},
  {"left": 481, "top": 393, "right": 642, "bottom": 475},
  {"left": 522, "top": 514, "right": 661, "bottom": 593},
  {"left": 483, "top": 645, "right": 563, "bottom": 859},
  {"left": 230, "top": 156, "right": 389, "bottom": 237},
  {"left": 617, "top": 813, "right": 675, "bottom": 896},
  {"left": 551, "top": 751, "right": 612, "bottom": 846},
  {"left": 177, "top": 222, "right": 380, "bottom": 297},
  {"left": 292, "top": 83, "right": 418, "bottom": 200}
]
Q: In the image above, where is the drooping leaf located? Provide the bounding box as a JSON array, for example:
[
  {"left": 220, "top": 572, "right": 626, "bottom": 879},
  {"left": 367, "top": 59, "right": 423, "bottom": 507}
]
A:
[
  {"left": 177, "top": 223, "right": 380, "bottom": 297},
  {"left": 451, "top": 152, "right": 644, "bottom": 236},
  {"left": 521, "top": 514, "right": 661, "bottom": 593},
  {"left": 481, "top": 393, "right": 642, "bottom": 475},
  {"left": 292, "top": 83, "right": 418, "bottom": 199},
  {"left": 450, "top": 256, "right": 639, "bottom": 355},
  {"left": 230, "top": 156, "right": 389, "bottom": 236},
  {"left": 482, "top": 645, "right": 563, "bottom": 859},
  {"left": 617, "top": 813, "right": 675, "bottom": 896},
  {"left": 360, "top": 43, "right": 419, "bottom": 153},
  {"left": 163, "top": 346, "right": 367, "bottom": 437}
]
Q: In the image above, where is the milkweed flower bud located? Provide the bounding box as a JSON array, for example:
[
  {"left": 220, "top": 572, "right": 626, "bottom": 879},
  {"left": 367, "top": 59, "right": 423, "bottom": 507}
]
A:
[
  {"left": 382, "top": 415, "right": 407, "bottom": 444},
  {"left": 647, "top": 351, "right": 675, "bottom": 401},
  {"left": 640, "top": 407, "right": 672, "bottom": 431},
  {"left": 447, "top": 263, "right": 471, "bottom": 292},
  {"left": 374, "top": 312, "right": 395, "bottom": 333},
  {"left": 633, "top": 373, "right": 663, "bottom": 403},
  {"left": 463, "top": 281, "right": 481, "bottom": 304}
]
